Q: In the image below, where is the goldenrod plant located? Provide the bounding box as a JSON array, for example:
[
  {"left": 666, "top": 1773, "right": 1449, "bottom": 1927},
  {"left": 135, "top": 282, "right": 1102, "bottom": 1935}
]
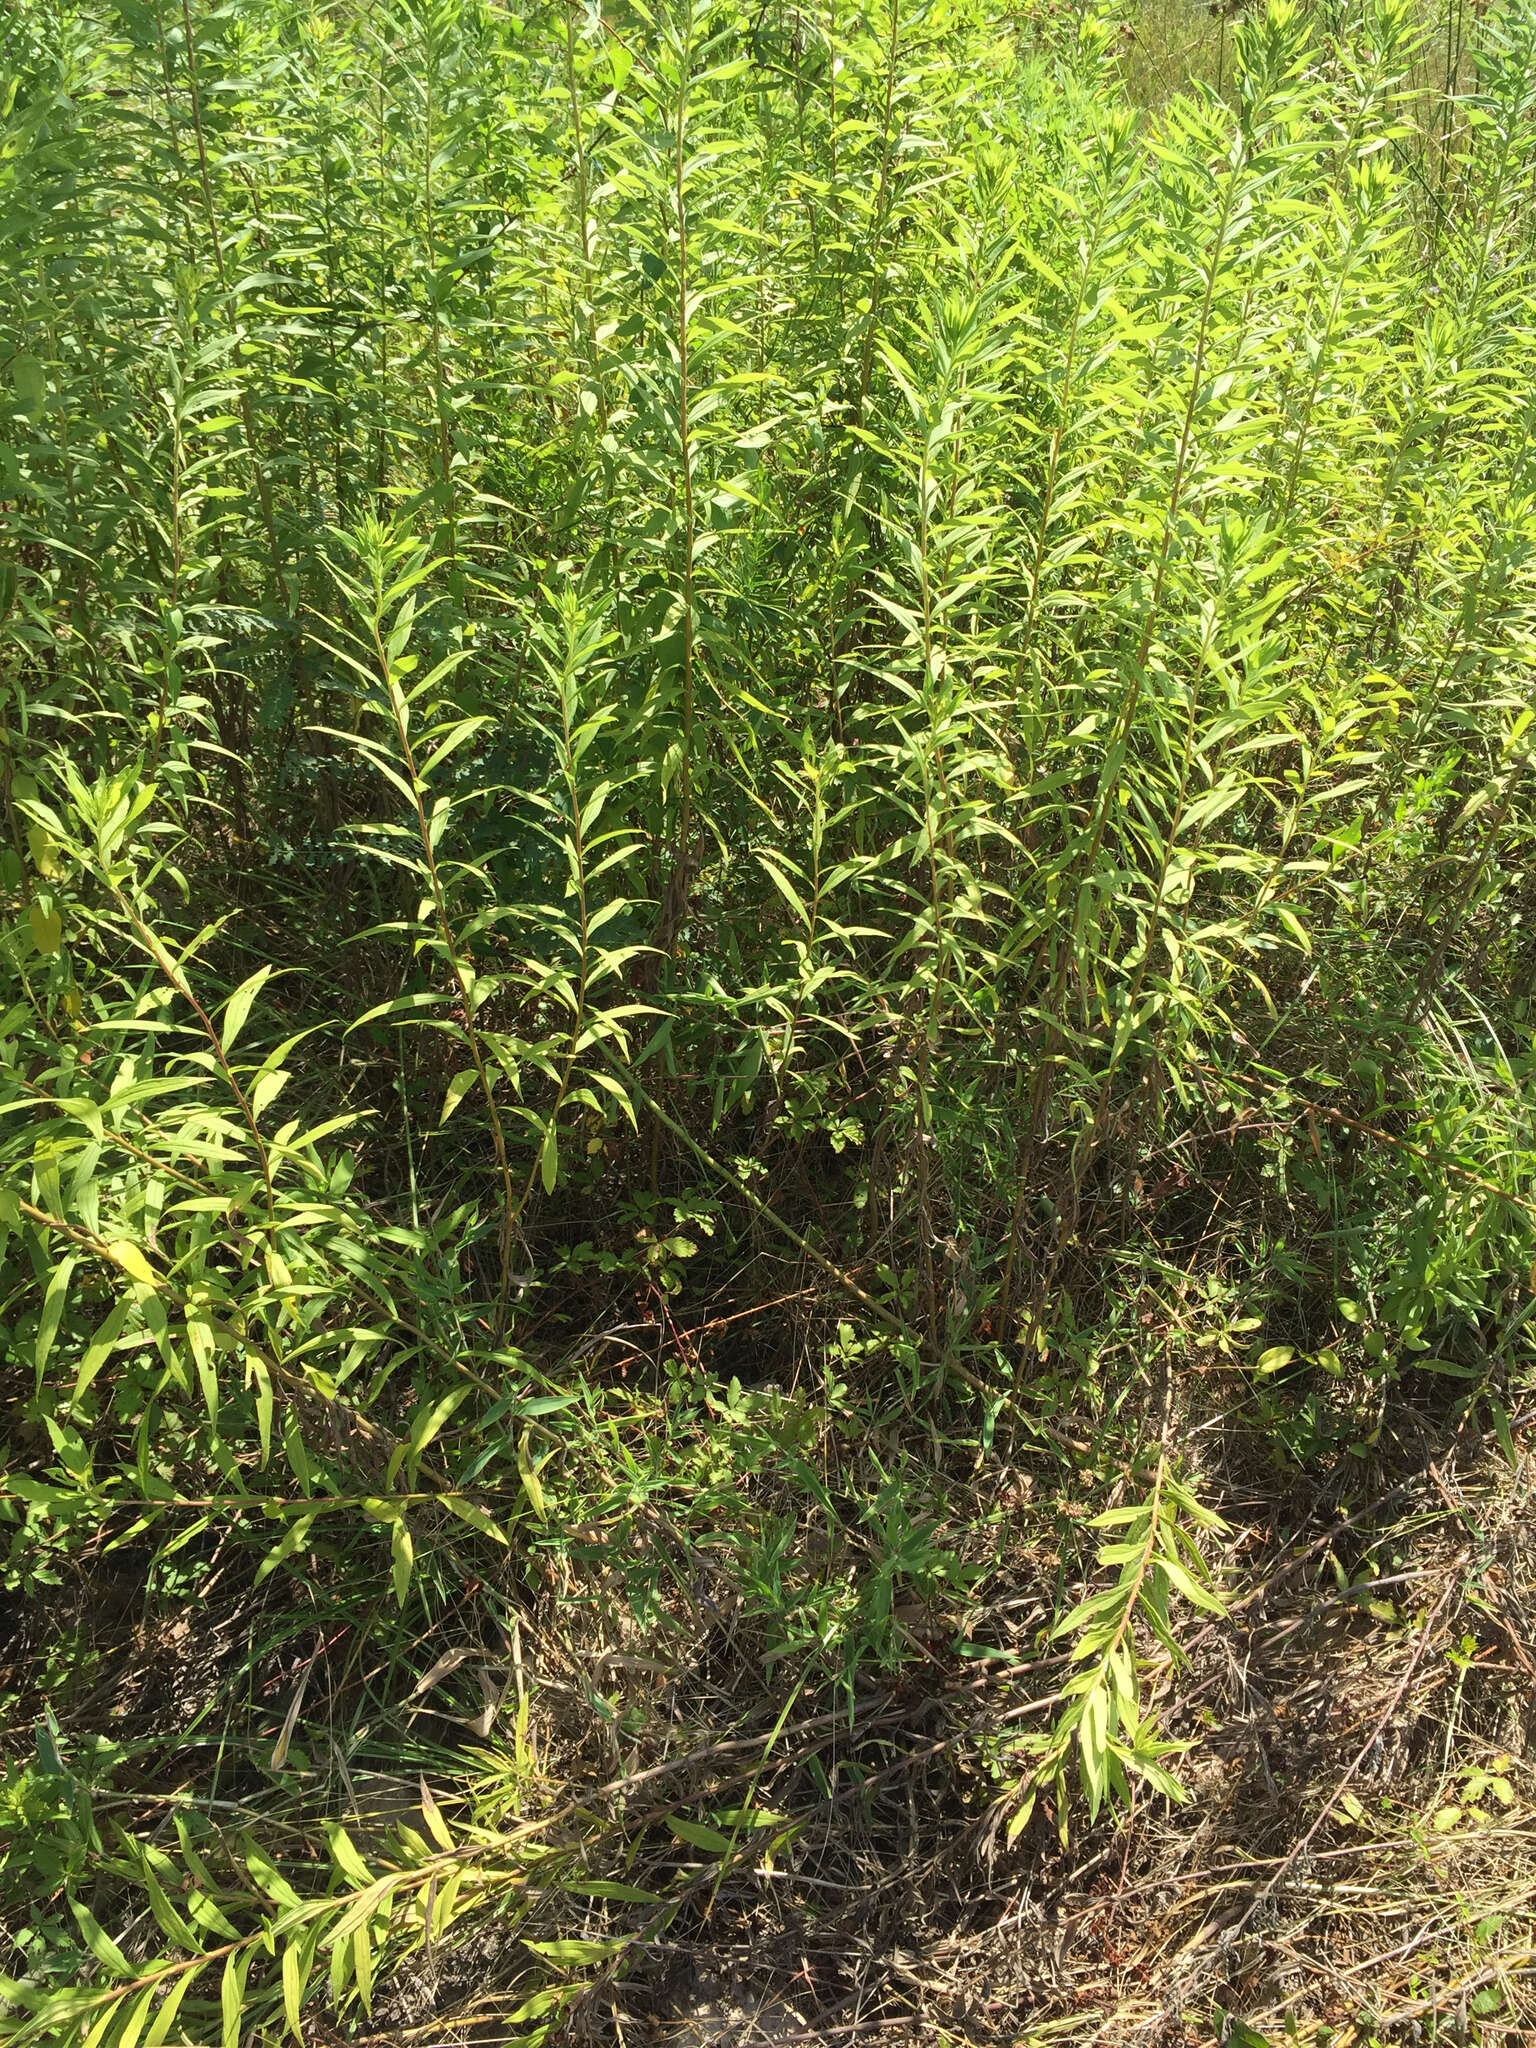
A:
[{"left": 3, "top": 0, "right": 1536, "bottom": 2036}]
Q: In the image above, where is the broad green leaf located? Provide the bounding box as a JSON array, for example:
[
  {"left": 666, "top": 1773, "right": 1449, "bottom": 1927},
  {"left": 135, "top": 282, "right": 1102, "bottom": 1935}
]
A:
[
  {"left": 1156, "top": 1554, "right": 1225, "bottom": 1616},
  {"left": 244, "top": 1837, "right": 304, "bottom": 1911}
]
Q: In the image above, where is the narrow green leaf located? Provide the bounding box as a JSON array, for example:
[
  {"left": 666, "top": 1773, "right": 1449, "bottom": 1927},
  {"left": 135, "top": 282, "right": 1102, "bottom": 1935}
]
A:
[
  {"left": 35, "top": 1255, "right": 76, "bottom": 1374},
  {"left": 440, "top": 1068, "right": 478, "bottom": 1127},
  {"left": 282, "top": 1939, "right": 306, "bottom": 2042},
  {"left": 220, "top": 966, "right": 273, "bottom": 1055},
  {"left": 222, "top": 1950, "right": 248, "bottom": 2048},
  {"left": 144, "top": 1964, "right": 203, "bottom": 2047},
  {"left": 666, "top": 1816, "right": 733, "bottom": 1854},
  {"left": 440, "top": 1493, "right": 510, "bottom": 1543},
  {"left": 74, "top": 1297, "right": 133, "bottom": 1402},
  {"left": 516, "top": 1432, "right": 547, "bottom": 1521},
  {"left": 70, "top": 1900, "right": 134, "bottom": 1979},
  {"left": 562, "top": 1880, "right": 664, "bottom": 1903},
  {"left": 523, "top": 1937, "right": 629, "bottom": 1965}
]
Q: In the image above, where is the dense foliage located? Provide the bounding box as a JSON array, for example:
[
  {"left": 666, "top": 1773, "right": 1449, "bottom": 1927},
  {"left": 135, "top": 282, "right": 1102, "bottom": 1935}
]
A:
[{"left": 2, "top": 0, "right": 1535, "bottom": 2036}]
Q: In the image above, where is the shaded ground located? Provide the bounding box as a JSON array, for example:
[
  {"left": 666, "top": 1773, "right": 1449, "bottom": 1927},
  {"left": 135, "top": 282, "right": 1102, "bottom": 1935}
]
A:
[{"left": 367, "top": 1401, "right": 1535, "bottom": 2045}]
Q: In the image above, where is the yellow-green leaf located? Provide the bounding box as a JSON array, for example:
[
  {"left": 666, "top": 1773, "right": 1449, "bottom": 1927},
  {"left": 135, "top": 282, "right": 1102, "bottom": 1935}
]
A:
[
  {"left": 393, "top": 1515, "right": 417, "bottom": 1605},
  {"left": 29, "top": 901, "right": 62, "bottom": 955},
  {"left": 516, "top": 1430, "right": 546, "bottom": 1521},
  {"left": 283, "top": 1938, "right": 306, "bottom": 2042},
  {"left": 26, "top": 821, "right": 61, "bottom": 878},
  {"left": 391, "top": 1517, "right": 414, "bottom": 1606},
  {"left": 352, "top": 1925, "right": 374, "bottom": 2016},
  {"left": 418, "top": 1777, "right": 454, "bottom": 1850},
  {"left": 441, "top": 1492, "right": 510, "bottom": 1543},
  {"left": 108, "top": 1239, "right": 158, "bottom": 1288}
]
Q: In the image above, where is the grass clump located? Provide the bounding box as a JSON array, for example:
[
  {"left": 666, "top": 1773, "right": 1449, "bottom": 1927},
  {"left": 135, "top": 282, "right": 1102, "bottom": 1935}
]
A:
[{"left": 1, "top": 0, "right": 1535, "bottom": 2039}]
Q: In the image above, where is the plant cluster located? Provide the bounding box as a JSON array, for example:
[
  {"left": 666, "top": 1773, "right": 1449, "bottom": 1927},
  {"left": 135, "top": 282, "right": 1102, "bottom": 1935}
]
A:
[{"left": 2, "top": 0, "right": 1535, "bottom": 2037}]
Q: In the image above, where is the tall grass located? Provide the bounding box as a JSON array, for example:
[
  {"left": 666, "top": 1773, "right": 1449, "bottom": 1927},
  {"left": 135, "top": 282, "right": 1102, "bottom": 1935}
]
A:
[{"left": 3, "top": 0, "right": 1536, "bottom": 2037}]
